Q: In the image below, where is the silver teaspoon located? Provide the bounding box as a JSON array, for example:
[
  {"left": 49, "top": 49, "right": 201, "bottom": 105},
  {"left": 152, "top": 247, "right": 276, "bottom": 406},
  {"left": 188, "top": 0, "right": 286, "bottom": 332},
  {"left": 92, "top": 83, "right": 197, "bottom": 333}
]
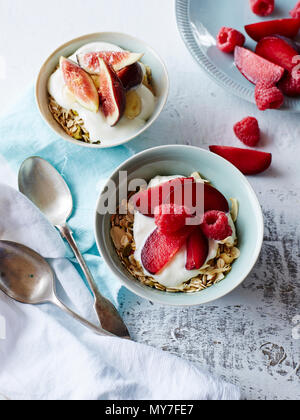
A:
[
  {"left": 0, "top": 240, "right": 113, "bottom": 336},
  {"left": 18, "top": 156, "right": 130, "bottom": 339}
]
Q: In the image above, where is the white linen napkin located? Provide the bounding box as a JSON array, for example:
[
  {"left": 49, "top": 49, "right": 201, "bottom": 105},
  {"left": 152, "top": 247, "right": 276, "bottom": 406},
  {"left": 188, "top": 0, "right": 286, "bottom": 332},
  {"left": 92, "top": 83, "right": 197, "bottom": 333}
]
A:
[{"left": 0, "top": 183, "right": 240, "bottom": 400}]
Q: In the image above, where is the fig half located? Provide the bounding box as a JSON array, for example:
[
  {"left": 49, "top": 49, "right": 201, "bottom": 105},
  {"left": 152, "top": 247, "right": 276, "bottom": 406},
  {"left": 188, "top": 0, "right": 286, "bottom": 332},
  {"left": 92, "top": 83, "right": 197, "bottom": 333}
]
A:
[
  {"left": 60, "top": 57, "right": 99, "bottom": 113},
  {"left": 77, "top": 51, "right": 144, "bottom": 75},
  {"left": 97, "top": 58, "right": 126, "bottom": 126}
]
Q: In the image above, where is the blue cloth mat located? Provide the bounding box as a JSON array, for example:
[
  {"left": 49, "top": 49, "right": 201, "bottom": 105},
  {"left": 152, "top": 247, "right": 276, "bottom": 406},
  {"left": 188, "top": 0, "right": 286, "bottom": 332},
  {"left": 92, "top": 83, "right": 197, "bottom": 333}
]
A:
[{"left": 0, "top": 87, "right": 164, "bottom": 305}]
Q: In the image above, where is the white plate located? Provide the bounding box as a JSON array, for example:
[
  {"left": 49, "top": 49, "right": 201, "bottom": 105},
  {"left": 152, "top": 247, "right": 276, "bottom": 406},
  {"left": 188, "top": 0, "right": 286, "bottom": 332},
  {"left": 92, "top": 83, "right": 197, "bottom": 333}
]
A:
[{"left": 176, "top": 0, "right": 300, "bottom": 111}]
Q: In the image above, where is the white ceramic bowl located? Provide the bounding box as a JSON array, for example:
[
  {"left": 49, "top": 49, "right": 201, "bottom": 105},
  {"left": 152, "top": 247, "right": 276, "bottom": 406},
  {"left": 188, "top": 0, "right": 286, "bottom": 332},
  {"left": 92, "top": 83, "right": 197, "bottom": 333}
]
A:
[
  {"left": 36, "top": 32, "right": 169, "bottom": 148},
  {"left": 95, "top": 145, "right": 264, "bottom": 306}
]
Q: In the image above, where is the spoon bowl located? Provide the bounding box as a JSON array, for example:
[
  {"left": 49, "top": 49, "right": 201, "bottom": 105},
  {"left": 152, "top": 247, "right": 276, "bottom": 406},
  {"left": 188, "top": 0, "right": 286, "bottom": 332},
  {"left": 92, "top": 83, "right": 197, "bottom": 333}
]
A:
[
  {"left": 0, "top": 240, "right": 113, "bottom": 337},
  {"left": 19, "top": 157, "right": 73, "bottom": 226},
  {"left": 0, "top": 241, "right": 54, "bottom": 304}
]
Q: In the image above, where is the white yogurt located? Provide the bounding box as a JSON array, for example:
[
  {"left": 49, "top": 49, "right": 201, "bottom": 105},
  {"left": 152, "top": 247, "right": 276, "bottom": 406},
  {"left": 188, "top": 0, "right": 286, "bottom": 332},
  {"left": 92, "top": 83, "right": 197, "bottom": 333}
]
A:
[
  {"left": 133, "top": 176, "right": 236, "bottom": 289},
  {"left": 48, "top": 42, "right": 156, "bottom": 144}
]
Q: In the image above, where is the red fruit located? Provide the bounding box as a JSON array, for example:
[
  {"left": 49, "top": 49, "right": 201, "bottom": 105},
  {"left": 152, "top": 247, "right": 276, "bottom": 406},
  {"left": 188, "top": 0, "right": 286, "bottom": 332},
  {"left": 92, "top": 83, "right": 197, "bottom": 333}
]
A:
[
  {"left": 97, "top": 58, "right": 126, "bottom": 126},
  {"left": 278, "top": 72, "right": 300, "bottom": 96},
  {"left": 154, "top": 204, "right": 192, "bottom": 234},
  {"left": 77, "top": 51, "right": 144, "bottom": 74},
  {"left": 217, "top": 27, "right": 245, "bottom": 53},
  {"left": 255, "top": 36, "right": 299, "bottom": 73},
  {"left": 141, "top": 227, "right": 194, "bottom": 275},
  {"left": 209, "top": 146, "right": 272, "bottom": 175},
  {"left": 186, "top": 228, "right": 209, "bottom": 271},
  {"left": 133, "top": 178, "right": 229, "bottom": 217},
  {"left": 255, "top": 82, "right": 284, "bottom": 111},
  {"left": 250, "top": 0, "right": 274, "bottom": 16},
  {"left": 290, "top": 1, "right": 300, "bottom": 18},
  {"left": 60, "top": 57, "right": 99, "bottom": 113},
  {"left": 117, "top": 63, "right": 143, "bottom": 91},
  {"left": 201, "top": 211, "right": 233, "bottom": 241},
  {"left": 234, "top": 117, "right": 260, "bottom": 147},
  {"left": 245, "top": 19, "right": 300, "bottom": 42},
  {"left": 234, "top": 47, "right": 285, "bottom": 85}
]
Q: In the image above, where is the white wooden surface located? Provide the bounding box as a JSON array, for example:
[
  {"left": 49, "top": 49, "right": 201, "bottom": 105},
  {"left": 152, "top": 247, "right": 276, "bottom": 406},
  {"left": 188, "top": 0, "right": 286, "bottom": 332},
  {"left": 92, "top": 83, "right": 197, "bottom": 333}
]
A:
[{"left": 1, "top": 0, "right": 300, "bottom": 401}]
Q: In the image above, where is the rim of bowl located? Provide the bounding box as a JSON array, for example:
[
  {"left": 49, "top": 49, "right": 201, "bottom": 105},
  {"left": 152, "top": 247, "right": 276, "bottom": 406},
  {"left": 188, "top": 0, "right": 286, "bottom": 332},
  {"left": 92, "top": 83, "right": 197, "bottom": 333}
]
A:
[
  {"left": 35, "top": 32, "right": 170, "bottom": 149},
  {"left": 94, "top": 145, "right": 264, "bottom": 306}
]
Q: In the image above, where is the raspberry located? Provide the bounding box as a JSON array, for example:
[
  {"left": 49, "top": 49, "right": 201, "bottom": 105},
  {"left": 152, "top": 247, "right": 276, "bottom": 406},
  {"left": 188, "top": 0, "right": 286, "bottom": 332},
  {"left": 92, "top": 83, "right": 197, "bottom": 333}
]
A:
[
  {"left": 250, "top": 0, "right": 275, "bottom": 17},
  {"left": 290, "top": 1, "right": 300, "bottom": 18},
  {"left": 201, "top": 211, "right": 232, "bottom": 241},
  {"left": 255, "top": 82, "right": 284, "bottom": 111},
  {"left": 154, "top": 204, "right": 192, "bottom": 234},
  {"left": 217, "top": 27, "right": 245, "bottom": 53},
  {"left": 234, "top": 117, "right": 260, "bottom": 147},
  {"left": 278, "top": 73, "right": 300, "bottom": 97}
]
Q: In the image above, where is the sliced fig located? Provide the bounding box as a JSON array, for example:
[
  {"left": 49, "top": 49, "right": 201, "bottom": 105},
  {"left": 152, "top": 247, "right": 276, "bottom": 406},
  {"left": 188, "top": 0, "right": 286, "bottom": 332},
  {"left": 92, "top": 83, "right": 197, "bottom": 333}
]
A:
[
  {"left": 98, "top": 58, "right": 126, "bottom": 126},
  {"left": 117, "top": 63, "right": 143, "bottom": 91},
  {"left": 60, "top": 57, "right": 99, "bottom": 113},
  {"left": 77, "top": 51, "right": 144, "bottom": 74}
]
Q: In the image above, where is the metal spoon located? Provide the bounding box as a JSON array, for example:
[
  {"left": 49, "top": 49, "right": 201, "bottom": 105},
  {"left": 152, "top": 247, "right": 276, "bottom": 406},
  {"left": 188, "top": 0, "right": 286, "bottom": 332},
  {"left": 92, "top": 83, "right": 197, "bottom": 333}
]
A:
[
  {"left": 0, "top": 240, "right": 113, "bottom": 337},
  {"left": 18, "top": 156, "right": 129, "bottom": 339}
]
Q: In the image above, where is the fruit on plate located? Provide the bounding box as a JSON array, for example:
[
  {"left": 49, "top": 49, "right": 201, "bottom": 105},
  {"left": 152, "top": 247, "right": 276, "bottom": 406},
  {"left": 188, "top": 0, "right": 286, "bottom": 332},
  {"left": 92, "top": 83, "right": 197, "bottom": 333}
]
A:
[
  {"left": 250, "top": 0, "right": 274, "bottom": 17},
  {"left": 117, "top": 63, "right": 143, "bottom": 91},
  {"left": 133, "top": 178, "right": 229, "bottom": 217},
  {"left": 255, "top": 82, "right": 284, "bottom": 110},
  {"left": 209, "top": 146, "right": 272, "bottom": 175},
  {"left": 186, "top": 228, "right": 209, "bottom": 271},
  {"left": 278, "top": 72, "right": 300, "bottom": 96},
  {"left": 125, "top": 90, "right": 142, "bottom": 120},
  {"left": 141, "top": 227, "right": 194, "bottom": 275},
  {"left": 255, "top": 36, "right": 299, "bottom": 72},
  {"left": 97, "top": 58, "right": 126, "bottom": 126},
  {"left": 245, "top": 19, "right": 300, "bottom": 42},
  {"left": 234, "top": 117, "right": 260, "bottom": 147},
  {"left": 234, "top": 47, "right": 285, "bottom": 85},
  {"left": 217, "top": 27, "right": 245, "bottom": 53},
  {"left": 77, "top": 51, "right": 143, "bottom": 75},
  {"left": 60, "top": 57, "right": 99, "bottom": 113},
  {"left": 154, "top": 204, "right": 192, "bottom": 234},
  {"left": 201, "top": 211, "right": 233, "bottom": 241},
  {"left": 290, "top": 1, "right": 300, "bottom": 18}
]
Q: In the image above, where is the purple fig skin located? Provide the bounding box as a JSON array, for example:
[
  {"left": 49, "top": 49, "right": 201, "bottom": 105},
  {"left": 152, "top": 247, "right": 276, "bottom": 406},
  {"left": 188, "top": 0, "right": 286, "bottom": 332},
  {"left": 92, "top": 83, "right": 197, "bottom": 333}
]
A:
[{"left": 117, "top": 63, "right": 143, "bottom": 91}]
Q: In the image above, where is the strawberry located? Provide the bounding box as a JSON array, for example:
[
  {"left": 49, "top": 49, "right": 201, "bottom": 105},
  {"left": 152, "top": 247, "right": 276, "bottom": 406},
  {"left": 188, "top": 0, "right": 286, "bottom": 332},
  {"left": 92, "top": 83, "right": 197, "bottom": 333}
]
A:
[
  {"left": 245, "top": 19, "right": 300, "bottom": 42},
  {"left": 141, "top": 227, "right": 194, "bottom": 275},
  {"left": 234, "top": 47, "right": 285, "bottom": 85},
  {"left": 186, "top": 228, "right": 209, "bottom": 271},
  {"left": 209, "top": 146, "right": 272, "bottom": 175}
]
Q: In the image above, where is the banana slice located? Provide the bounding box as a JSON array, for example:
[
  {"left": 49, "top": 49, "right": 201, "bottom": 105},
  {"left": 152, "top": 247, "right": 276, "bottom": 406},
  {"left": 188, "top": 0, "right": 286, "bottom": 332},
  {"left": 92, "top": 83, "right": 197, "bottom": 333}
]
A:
[{"left": 125, "top": 91, "right": 142, "bottom": 120}]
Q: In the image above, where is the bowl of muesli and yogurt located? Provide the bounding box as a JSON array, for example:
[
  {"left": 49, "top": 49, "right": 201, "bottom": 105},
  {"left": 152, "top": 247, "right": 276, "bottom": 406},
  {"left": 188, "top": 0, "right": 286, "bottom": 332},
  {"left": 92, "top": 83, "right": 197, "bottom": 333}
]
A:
[
  {"left": 36, "top": 32, "right": 169, "bottom": 148},
  {"left": 95, "top": 145, "right": 264, "bottom": 306}
]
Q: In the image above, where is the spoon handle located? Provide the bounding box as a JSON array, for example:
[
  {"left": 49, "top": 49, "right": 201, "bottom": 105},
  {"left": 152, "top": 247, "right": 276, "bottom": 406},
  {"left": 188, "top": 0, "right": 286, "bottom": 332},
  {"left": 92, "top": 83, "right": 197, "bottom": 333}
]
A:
[
  {"left": 51, "top": 294, "right": 114, "bottom": 337},
  {"left": 56, "top": 223, "right": 130, "bottom": 339}
]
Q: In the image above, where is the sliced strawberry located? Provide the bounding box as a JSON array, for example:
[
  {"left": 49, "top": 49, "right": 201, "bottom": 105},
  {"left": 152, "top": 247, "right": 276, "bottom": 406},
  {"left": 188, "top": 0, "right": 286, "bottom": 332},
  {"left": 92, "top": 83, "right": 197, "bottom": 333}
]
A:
[
  {"left": 255, "top": 36, "right": 299, "bottom": 72},
  {"left": 234, "top": 47, "right": 285, "bottom": 85},
  {"left": 141, "top": 227, "right": 194, "bottom": 275},
  {"left": 133, "top": 178, "right": 229, "bottom": 217},
  {"left": 245, "top": 19, "right": 300, "bottom": 42},
  {"left": 186, "top": 228, "right": 209, "bottom": 271},
  {"left": 209, "top": 146, "right": 272, "bottom": 175}
]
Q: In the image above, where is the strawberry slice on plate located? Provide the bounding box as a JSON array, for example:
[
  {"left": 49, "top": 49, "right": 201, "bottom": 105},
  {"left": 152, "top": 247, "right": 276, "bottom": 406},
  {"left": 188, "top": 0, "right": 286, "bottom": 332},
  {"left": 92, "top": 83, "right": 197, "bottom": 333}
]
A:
[
  {"left": 255, "top": 36, "right": 299, "bottom": 73},
  {"left": 245, "top": 19, "right": 300, "bottom": 42},
  {"left": 234, "top": 47, "right": 285, "bottom": 85},
  {"left": 141, "top": 227, "right": 194, "bottom": 275},
  {"left": 209, "top": 146, "right": 272, "bottom": 175},
  {"left": 186, "top": 228, "right": 209, "bottom": 271}
]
